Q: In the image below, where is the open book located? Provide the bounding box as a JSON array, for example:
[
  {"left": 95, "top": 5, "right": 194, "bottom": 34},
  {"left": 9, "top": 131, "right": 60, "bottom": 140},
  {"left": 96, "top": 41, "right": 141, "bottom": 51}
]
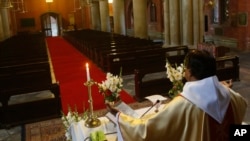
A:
[
  {"left": 105, "top": 95, "right": 168, "bottom": 123},
  {"left": 105, "top": 101, "right": 140, "bottom": 123}
]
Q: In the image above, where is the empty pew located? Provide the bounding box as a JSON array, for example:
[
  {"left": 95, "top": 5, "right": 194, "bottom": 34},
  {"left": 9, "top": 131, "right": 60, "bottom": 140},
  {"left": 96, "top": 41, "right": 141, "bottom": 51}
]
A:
[
  {"left": 98, "top": 43, "right": 163, "bottom": 70},
  {"left": 0, "top": 83, "right": 61, "bottom": 128},
  {"left": 93, "top": 41, "right": 160, "bottom": 67},
  {"left": 106, "top": 46, "right": 189, "bottom": 75},
  {"left": 62, "top": 29, "right": 159, "bottom": 67},
  {"left": 134, "top": 55, "right": 240, "bottom": 102},
  {"left": 0, "top": 33, "right": 62, "bottom": 128},
  {"left": 216, "top": 55, "right": 240, "bottom": 81}
]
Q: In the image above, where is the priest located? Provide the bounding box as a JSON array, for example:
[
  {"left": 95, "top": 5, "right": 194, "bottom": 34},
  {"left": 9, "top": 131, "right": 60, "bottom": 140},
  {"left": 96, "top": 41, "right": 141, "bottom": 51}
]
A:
[{"left": 107, "top": 50, "right": 247, "bottom": 141}]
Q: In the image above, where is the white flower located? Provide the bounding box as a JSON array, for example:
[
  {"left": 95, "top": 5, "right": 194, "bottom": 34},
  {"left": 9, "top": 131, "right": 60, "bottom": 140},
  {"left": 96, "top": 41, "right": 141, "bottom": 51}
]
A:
[
  {"left": 97, "top": 72, "right": 123, "bottom": 102},
  {"left": 61, "top": 107, "right": 87, "bottom": 141},
  {"left": 165, "top": 62, "right": 184, "bottom": 82},
  {"left": 165, "top": 61, "right": 185, "bottom": 98}
]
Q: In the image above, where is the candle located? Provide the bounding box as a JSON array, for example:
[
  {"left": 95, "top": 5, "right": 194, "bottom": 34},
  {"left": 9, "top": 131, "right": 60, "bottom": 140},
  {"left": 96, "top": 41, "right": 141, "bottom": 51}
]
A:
[{"left": 86, "top": 63, "right": 90, "bottom": 81}]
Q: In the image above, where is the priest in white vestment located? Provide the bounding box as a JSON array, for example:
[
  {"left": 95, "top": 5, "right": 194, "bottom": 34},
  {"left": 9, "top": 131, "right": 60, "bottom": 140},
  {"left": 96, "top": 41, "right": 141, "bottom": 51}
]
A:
[{"left": 107, "top": 50, "right": 247, "bottom": 141}]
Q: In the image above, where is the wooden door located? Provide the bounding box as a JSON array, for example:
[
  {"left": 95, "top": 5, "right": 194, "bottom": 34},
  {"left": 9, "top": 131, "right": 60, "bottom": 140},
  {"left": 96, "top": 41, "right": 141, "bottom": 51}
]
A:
[{"left": 40, "top": 12, "right": 61, "bottom": 37}]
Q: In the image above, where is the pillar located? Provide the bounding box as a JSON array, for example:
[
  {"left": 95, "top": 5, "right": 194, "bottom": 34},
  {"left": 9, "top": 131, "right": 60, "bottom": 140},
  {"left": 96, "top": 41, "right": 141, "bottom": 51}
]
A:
[
  {"left": 169, "top": 0, "right": 180, "bottom": 45},
  {"left": 132, "top": 0, "right": 148, "bottom": 39},
  {"left": 1, "top": 9, "right": 11, "bottom": 39},
  {"left": 163, "top": 0, "right": 170, "bottom": 46},
  {"left": 91, "top": 2, "right": 101, "bottom": 30},
  {"left": 181, "top": 0, "right": 193, "bottom": 45},
  {"left": 163, "top": 0, "right": 203, "bottom": 47},
  {"left": 198, "top": 0, "right": 204, "bottom": 44},
  {"left": 113, "top": 0, "right": 126, "bottom": 35},
  {"left": 0, "top": 12, "right": 4, "bottom": 41},
  {"left": 99, "top": 0, "right": 110, "bottom": 32},
  {"left": 83, "top": 4, "right": 92, "bottom": 29}
]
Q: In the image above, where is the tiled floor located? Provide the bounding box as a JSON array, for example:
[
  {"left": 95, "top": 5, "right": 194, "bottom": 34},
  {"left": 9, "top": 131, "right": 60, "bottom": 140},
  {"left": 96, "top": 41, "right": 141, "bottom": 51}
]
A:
[
  {"left": 1, "top": 48, "right": 250, "bottom": 141},
  {"left": 0, "top": 126, "right": 22, "bottom": 141}
]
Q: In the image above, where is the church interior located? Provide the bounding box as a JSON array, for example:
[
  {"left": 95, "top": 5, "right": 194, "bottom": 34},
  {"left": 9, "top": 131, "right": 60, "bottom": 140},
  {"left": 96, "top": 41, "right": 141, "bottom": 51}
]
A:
[{"left": 0, "top": 0, "right": 250, "bottom": 140}]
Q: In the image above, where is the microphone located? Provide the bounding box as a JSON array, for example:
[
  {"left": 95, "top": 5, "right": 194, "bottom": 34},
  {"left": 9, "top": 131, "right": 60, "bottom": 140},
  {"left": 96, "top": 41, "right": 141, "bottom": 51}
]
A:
[{"left": 140, "top": 100, "right": 160, "bottom": 118}]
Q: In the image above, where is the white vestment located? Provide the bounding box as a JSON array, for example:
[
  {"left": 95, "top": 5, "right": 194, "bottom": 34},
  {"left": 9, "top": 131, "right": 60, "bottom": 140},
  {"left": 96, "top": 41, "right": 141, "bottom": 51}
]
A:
[{"left": 116, "top": 76, "right": 247, "bottom": 141}]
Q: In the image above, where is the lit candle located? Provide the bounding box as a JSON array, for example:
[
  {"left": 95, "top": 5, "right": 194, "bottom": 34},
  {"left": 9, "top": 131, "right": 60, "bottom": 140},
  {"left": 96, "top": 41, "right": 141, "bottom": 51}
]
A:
[{"left": 86, "top": 63, "right": 90, "bottom": 81}]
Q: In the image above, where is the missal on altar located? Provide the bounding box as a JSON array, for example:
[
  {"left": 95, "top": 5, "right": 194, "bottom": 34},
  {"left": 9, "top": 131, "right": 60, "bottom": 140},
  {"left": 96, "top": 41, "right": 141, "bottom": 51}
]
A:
[
  {"left": 105, "top": 101, "right": 140, "bottom": 123},
  {"left": 105, "top": 95, "right": 168, "bottom": 123}
]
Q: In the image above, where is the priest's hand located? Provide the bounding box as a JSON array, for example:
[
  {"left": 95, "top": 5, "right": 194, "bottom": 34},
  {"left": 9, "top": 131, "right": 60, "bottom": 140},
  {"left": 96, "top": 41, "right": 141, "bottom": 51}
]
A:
[
  {"left": 106, "top": 103, "right": 119, "bottom": 116},
  {"left": 220, "top": 79, "right": 233, "bottom": 88}
]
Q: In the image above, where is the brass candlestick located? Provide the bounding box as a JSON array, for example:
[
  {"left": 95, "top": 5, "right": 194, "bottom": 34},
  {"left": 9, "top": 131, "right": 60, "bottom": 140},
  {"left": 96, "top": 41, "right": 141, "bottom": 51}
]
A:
[{"left": 84, "top": 80, "right": 101, "bottom": 128}]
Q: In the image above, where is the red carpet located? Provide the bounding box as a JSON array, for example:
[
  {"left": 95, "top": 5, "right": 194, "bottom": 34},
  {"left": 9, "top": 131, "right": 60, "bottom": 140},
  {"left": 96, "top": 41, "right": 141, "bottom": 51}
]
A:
[{"left": 46, "top": 37, "right": 135, "bottom": 114}]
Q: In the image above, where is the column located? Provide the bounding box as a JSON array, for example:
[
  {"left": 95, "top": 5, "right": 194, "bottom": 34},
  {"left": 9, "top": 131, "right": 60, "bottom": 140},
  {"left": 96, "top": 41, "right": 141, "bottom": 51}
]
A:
[
  {"left": 113, "top": 0, "right": 126, "bottom": 35},
  {"left": 169, "top": 0, "right": 180, "bottom": 45},
  {"left": 163, "top": 0, "right": 203, "bottom": 47},
  {"left": 163, "top": 0, "right": 170, "bottom": 47},
  {"left": 132, "top": 0, "right": 147, "bottom": 39},
  {"left": 181, "top": 0, "right": 193, "bottom": 45},
  {"left": 192, "top": 0, "right": 199, "bottom": 46},
  {"left": 198, "top": 0, "right": 204, "bottom": 44},
  {"left": 99, "top": 0, "right": 110, "bottom": 32},
  {"left": 83, "top": 4, "right": 92, "bottom": 29},
  {"left": 1, "top": 9, "right": 11, "bottom": 39},
  {"left": 0, "top": 12, "right": 4, "bottom": 41},
  {"left": 91, "top": 2, "right": 101, "bottom": 30}
]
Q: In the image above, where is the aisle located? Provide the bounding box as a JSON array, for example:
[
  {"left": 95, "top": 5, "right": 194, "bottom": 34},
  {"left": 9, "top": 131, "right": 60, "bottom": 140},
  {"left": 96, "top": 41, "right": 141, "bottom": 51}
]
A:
[{"left": 46, "top": 37, "right": 135, "bottom": 114}]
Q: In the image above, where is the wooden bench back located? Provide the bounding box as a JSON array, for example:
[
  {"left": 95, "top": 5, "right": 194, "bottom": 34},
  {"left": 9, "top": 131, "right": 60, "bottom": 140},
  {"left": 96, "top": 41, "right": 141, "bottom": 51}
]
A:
[
  {"left": 134, "top": 55, "right": 240, "bottom": 102},
  {"left": 106, "top": 46, "right": 189, "bottom": 75}
]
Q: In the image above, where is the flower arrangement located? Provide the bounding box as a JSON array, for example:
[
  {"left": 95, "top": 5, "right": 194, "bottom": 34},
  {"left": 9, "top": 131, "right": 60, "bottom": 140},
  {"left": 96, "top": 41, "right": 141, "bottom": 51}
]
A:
[
  {"left": 165, "top": 61, "right": 185, "bottom": 98},
  {"left": 61, "top": 106, "right": 88, "bottom": 141},
  {"left": 96, "top": 72, "right": 123, "bottom": 103}
]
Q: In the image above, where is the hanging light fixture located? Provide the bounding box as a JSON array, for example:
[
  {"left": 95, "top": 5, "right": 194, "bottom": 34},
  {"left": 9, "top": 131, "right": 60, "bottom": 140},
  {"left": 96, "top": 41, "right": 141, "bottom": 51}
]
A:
[
  {"left": 0, "top": 0, "right": 27, "bottom": 13},
  {"left": 45, "top": 0, "right": 53, "bottom": 3},
  {"left": 205, "top": 0, "right": 217, "bottom": 9},
  {"left": 0, "top": 0, "right": 12, "bottom": 8},
  {"left": 19, "top": 0, "right": 27, "bottom": 13}
]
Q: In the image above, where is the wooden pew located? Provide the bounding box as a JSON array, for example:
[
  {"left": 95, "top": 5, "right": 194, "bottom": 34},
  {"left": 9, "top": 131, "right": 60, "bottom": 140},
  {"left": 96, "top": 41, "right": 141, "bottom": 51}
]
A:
[
  {"left": 0, "top": 62, "right": 52, "bottom": 101},
  {"left": 0, "top": 34, "right": 62, "bottom": 128},
  {"left": 0, "top": 83, "right": 61, "bottom": 128},
  {"left": 216, "top": 55, "right": 240, "bottom": 81},
  {"left": 93, "top": 41, "right": 159, "bottom": 67},
  {"left": 63, "top": 29, "right": 158, "bottom": 66},
  {"left": 98, "top": 43, "right": 163, "bottom": 70},
  {"left": 106, "top": 46, "right": 189, "bottom": 75},
  {"left": 134, "top": 55, "right": 240, "bottom": 102}
]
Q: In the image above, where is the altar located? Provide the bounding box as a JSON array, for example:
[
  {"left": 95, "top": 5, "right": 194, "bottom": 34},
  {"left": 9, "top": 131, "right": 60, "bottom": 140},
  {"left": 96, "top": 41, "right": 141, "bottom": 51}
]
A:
[{"left": 70, "top": 97, "right": 168, "bottom": 141}]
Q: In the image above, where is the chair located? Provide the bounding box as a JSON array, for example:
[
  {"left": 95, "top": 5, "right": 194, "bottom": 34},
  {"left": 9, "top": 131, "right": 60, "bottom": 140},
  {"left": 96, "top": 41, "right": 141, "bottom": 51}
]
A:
[{"left": 197, "top": 43, "right": 230, "bottom": 58}]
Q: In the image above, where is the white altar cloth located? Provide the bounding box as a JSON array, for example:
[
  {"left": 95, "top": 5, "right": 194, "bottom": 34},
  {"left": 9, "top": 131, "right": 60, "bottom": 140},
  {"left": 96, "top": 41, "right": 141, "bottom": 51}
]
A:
[{"left": 71, "top": 103, "right": 165, "bottom": 141}]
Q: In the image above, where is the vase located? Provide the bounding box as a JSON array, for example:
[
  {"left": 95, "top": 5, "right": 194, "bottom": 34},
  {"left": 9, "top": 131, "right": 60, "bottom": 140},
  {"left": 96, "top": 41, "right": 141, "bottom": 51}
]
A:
[{"left": 168, "top": 81, "right": 183, "bottom": 98}]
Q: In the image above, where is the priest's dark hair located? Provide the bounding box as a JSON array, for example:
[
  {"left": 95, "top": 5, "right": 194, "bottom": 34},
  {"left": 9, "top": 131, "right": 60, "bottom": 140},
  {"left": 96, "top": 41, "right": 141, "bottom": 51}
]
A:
[{"left": 184, "top": 49, "right": 216, "bottom": 80}]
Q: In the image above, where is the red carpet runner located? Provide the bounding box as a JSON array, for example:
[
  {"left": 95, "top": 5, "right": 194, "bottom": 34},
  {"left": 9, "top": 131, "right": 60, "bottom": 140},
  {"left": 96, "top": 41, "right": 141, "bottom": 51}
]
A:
[{"left": 46, "top": 37, "right": 135, "bottom": 114}]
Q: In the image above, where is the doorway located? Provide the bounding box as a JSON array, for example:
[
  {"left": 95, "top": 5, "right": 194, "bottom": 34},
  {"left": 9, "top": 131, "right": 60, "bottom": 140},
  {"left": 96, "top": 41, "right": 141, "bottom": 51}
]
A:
[{"left": 40, "top": 12, "right": 61, "bottom": 37}]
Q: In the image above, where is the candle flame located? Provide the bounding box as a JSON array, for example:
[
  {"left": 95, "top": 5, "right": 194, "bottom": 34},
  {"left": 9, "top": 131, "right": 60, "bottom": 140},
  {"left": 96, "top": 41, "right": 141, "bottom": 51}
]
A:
[{"left": 86, "top": 63, "right": 89, "bottom": 68}]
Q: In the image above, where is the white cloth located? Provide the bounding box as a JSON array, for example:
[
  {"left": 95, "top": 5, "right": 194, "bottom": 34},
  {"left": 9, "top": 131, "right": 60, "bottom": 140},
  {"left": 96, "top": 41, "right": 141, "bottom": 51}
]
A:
[
  {"left": 181, "top": 75, "right": 230, "bottom": 123},
  {"left": 70, "top": 117, "right": 117, "bottom": 141},
  {"left": 71, "top": 105, "right": 166, "bottom": 141},
  {"left": 116, "top": 104, "right": 166, "bottom": 141}
]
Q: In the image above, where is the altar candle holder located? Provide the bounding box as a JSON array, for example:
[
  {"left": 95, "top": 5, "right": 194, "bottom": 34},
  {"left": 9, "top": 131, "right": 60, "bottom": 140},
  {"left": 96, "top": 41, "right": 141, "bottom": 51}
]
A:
[{"left": 84, "top": 80, "right": 101, "bottom": 128}]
